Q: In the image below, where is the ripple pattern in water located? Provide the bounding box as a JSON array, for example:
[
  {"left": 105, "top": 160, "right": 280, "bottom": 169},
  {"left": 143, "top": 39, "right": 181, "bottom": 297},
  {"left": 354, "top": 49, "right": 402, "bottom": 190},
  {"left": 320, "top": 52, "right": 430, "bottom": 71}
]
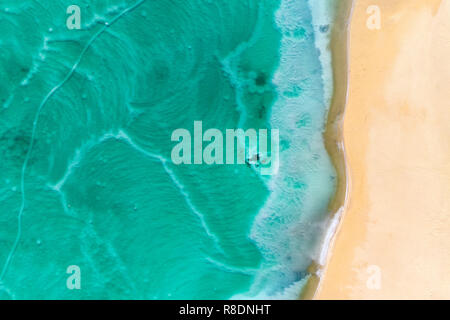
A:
[{"left": 0, "top": 0, "right": 336, "bottom": 299}]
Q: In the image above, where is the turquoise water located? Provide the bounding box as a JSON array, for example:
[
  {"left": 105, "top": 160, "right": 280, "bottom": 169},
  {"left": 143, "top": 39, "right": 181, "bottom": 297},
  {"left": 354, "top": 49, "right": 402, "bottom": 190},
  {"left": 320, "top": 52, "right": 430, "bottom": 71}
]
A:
[{"left": 0, "top": 0, "right": 336, "bottom": 299}]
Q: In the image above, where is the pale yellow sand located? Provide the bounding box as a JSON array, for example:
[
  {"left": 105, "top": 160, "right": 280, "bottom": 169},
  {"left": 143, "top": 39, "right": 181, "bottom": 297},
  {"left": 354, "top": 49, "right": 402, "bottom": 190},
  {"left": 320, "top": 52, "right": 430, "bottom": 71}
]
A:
[{"left": 316, "top": 0, "right": 450, "bottom": 299}]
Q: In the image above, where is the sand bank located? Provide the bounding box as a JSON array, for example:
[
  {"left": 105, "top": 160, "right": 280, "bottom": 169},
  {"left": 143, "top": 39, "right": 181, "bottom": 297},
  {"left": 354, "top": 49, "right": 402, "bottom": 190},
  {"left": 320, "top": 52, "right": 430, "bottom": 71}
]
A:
[{"left": 316, "top": 0, "right": 450, "bottom": 299}]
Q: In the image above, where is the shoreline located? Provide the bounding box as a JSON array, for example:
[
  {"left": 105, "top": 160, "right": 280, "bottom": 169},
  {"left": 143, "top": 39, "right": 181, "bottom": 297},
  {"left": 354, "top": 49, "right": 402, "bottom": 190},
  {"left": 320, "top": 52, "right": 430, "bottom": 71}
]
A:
[
  {"left": 299, "top": 0, "right": 354, "bottom": 300},
  {"left": 316, "top": 0, "right": 450, "bottom": 299}
]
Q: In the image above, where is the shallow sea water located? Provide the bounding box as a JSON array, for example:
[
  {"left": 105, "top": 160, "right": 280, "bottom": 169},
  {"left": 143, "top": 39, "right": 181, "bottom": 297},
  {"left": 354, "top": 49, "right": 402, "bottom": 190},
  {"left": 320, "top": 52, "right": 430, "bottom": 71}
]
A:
[{"left": 0, "top": 0, "right": 336, "bottom": 299}]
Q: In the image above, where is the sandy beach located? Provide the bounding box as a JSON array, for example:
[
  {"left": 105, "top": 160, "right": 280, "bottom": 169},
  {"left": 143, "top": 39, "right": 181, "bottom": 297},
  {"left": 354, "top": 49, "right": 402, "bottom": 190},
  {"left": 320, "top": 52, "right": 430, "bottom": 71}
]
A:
[{"left": 316, "top": 0, "right": 450, "bottom": 299}]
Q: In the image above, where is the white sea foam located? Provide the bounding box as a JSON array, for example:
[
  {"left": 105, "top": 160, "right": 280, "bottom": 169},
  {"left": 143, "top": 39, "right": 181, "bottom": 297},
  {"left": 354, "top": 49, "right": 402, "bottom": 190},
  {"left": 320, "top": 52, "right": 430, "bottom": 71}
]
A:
[
  {"left": 232, "top": 277, "right": 309, "bottom": 300},
  {"left": 318, "top": 206, "right": 343, "bottom": 267},
  {"left": 237, "top": 0, "right": 337, "bottom": 299},
  {"left": 308, "top": 0, "right": 334, "bottom": 107}
]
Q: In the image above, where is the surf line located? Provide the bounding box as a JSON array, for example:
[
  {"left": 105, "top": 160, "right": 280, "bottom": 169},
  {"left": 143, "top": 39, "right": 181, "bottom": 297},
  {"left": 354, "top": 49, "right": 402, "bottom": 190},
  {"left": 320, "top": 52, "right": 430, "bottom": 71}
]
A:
[{"left": 0, "top": 0, "right": 147, "bottom": 281}]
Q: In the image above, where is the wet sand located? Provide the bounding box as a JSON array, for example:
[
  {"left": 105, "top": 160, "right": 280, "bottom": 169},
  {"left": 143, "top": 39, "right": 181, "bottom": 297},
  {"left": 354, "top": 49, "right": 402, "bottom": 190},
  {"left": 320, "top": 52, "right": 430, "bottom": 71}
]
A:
[{"left": 300, "top": 0, "right": 353, "bottom": 299}]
